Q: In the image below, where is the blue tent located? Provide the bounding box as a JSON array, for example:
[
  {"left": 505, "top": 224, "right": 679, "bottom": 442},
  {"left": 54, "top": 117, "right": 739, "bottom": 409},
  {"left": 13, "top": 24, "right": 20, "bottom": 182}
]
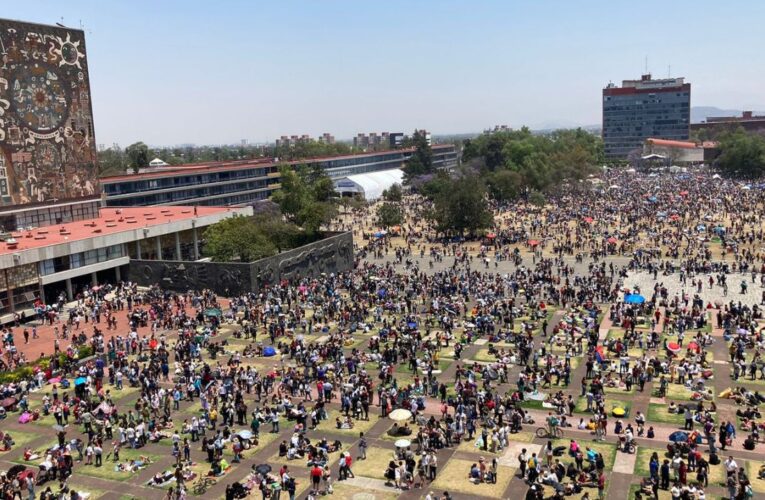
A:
[
  {"left": 263, "top": 346, "right": 277, "bottom": 357},
  {"left": 624, "top": 294, "right": 645, "bottom": 305}
]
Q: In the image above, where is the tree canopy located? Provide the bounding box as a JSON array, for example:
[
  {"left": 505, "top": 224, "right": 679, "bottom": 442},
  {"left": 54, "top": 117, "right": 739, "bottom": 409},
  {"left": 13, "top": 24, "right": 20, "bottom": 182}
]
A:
[
  {"left": 403, "top": 130, "right": 434, "bottom": 182},
  {"left": 271, "top": 164, "right": 338, "bottom": 235},
  {"left": 715, "top": 128, "right": 765, "bottom": 179},
  {"left": 377, "top": 202, "right": 403, "bottom": 228},
  {"left": 125, "top": 142, "right": 150, "bottom": 174},
  {"left": 462, "top": 127, "right": 603, "bottom": 200},
  {"left": 424, "top": 171, "right": 493, "bottom": 236},
  {"left": 202, "top": 215, "right": 278, "bottom": 262}
]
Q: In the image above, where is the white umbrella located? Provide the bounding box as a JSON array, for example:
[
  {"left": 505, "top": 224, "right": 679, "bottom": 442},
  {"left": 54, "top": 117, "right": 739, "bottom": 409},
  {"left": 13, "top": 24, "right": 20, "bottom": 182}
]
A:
[
  {"left": 395, "top": 439, "right": 412, "bottom": 448},
  {"left": 388, "top": 408, "right": 412, "bottom": 422}
]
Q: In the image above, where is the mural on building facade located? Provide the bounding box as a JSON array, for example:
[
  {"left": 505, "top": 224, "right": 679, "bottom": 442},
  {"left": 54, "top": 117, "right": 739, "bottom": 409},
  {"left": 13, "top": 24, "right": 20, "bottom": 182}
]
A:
[
  {"left": 0, "top": 19, "right": 98, "bottom": 207},
  {"left": 129, "top": 232, "right": 354, "bottom": 296}
]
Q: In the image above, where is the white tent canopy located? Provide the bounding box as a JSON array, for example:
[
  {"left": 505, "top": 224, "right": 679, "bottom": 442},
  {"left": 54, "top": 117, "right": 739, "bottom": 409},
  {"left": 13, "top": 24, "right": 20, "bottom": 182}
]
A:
[
  {"left": 334, "top": 168, "right": 404, "bottom": 200},
  {"left": 149, "top": 157, "right": 168, "bottom": 167}
]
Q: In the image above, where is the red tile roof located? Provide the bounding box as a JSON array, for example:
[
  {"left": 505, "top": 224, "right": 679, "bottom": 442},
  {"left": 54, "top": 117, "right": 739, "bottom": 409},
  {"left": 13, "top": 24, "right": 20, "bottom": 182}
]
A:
[
  {"left": 0, "top": 206, "right": 233, "bottom": 256},
  {"left": 645, "top": 138, "right": 699, "bottom": 149}
]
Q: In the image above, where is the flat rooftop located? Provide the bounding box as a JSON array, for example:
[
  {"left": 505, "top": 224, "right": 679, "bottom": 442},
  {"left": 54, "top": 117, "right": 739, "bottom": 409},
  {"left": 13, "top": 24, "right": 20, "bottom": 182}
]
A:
[{"left": 0, "top": 205, "right": 234, "bottom": 256}]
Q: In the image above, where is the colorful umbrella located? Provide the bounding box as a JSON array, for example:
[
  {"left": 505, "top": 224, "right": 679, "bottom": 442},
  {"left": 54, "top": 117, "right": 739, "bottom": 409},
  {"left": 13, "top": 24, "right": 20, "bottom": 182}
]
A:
[
  {"left": 667, "top": 342, "right": 681, "bottom": 353},
  {"left": 389, "top": 408, "right": 412, "bottom": 422},
  {"left": 528, "top": 239, "right": 540, "bottom": 247},
  {"left": 607, "top": 237, "right": 618, "bottom": 244}
]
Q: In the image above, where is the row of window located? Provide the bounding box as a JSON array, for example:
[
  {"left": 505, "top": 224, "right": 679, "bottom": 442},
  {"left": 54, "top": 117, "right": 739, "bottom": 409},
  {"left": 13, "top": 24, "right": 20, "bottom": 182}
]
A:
[
  {"left": 39, "top": 244, "right": 124, "bottom": 276},
  {"left": 103, "top": 166, "right": 278, "bottom": 195}
]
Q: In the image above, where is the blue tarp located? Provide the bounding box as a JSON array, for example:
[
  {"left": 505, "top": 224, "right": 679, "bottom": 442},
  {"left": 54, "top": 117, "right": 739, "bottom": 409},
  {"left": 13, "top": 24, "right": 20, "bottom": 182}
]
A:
[{"left": 624, "top": 294, "right": 645, "bottom": 305}]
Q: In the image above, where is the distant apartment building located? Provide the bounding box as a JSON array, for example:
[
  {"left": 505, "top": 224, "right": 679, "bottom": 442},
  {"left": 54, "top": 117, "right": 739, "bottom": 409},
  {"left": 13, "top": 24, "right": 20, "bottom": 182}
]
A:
[
  {"left": 691, "top": 111, "right": 765, "bottom": 137},
  {"left": 319, "top": 133, "right": 335, "bottom": 144},
  {"left": 602, "top": 74, "right": 691, "bottom": 160},
  {"left": 484, "top": 125, "right": 512, "bottom": 133},
  {"left": 275, "top": 134, "right": 312, "bottom": 148}
]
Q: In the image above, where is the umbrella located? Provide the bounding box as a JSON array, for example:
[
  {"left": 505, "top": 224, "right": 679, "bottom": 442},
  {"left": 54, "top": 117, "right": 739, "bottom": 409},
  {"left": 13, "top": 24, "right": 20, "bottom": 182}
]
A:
[
  {"left": 237, "top": 430, "right": 253, "bottom": 440},
  {"left": 670, "top": 215, "right": 680, "bottom": 221},
  {"left": 74, "top": 377, "right": 87, "bottom": 386},
  {"left": 254, "top": 464, "right": 272, "bottom": 475},
  {"left": 486, "top": 233, "right": 496, "bottom": 239},
  {"left": 204, "top": 308, "right": 222, "bottom": 318},
  {"left": 528, "top": 239, "right": 540, "bottom": 247},
  {"left": 667, "top": 342, "right": 681, "bottom": 353},
  {"left": 583, "top": 217, "right": 594, "bottom": 224},
  {"left": 607, "top": 237, "right": 618, "bottom": 244},
  {"left": 263, "top": 346, "right": 277, "bottom": 357},
  {"left": 7, "top": 465, "right": 26, "bottom": 478},
  {"left": 388, "top": 408, "right": 412, "bottom": 422},
  {"left": 679, "top": 191, "right": 689, "bottom": 196},
  {"left": 394, "top": 439, "right": 411, "bottom": 448},
  {"left": 688, "top": 341, "right": 700, "bottom": 353},
  {"left": 648, "top": 196, "right": 658, "bottom": 203},
  {"left": 624, "top": 294, "right": 645, "bottom": 305},
  {"left": 48, "top": 377, "right": 62, "bottom": 384},
  {"left": 0, "top": 397, "right": 17, "bottom": 409},
  {"left": 669, "top": 431, "right": 689, "bottom": 443},
  {"left": 407, "top": 322, "right": 417, "bottom": 329}
]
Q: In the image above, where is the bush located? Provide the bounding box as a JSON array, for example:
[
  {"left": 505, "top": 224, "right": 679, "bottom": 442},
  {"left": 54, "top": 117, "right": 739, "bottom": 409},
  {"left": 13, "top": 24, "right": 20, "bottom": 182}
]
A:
[{"left": 77, "top": 345, "right": 94, "bottom": 359}]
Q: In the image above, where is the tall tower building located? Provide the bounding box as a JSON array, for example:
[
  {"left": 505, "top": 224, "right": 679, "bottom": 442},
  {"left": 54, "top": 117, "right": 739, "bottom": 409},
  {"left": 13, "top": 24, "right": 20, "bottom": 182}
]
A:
[{"left": 602, "top": 74, "right": 690, "bottom": 160}]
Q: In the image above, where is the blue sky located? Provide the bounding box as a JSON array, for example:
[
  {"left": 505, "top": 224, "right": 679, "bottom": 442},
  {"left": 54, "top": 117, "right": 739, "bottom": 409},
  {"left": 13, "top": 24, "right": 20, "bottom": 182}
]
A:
[{"left": 5, "top": 0, "right": 764, "bottom": 146}]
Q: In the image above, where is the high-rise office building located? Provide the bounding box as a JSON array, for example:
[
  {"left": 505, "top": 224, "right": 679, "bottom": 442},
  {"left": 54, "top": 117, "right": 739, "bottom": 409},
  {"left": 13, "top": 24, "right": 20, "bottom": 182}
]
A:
[{"left": 602, "top": 74, "right": 691, "bottom": 160}]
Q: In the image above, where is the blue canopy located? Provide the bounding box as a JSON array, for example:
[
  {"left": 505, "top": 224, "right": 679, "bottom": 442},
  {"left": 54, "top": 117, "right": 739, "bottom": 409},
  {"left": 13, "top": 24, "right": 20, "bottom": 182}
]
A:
[
  {"left": 624, "top": 294, "right": 645, "bottom": 305},
  {"left": 669, "top": 431, "right": 688, "bottom": 443},
  {"left": 263, "top": 346, "right": 277, "bottom": 357}
]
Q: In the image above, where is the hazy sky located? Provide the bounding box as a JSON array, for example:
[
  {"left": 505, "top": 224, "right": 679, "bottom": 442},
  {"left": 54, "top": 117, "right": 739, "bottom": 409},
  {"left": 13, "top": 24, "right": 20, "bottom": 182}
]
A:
[{"left": 5, "top": 0, "right": 765, "bottom": 146}]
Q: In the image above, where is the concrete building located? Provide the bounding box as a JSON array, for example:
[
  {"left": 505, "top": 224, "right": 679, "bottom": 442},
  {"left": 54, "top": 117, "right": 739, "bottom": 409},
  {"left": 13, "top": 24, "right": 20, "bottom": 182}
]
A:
[
  {"left": 603, "top": 74, "right": 691, "bottom": 160},
  {"left": 691, "top": 111, "right": 765, "bottom": 137},
  {"left": 642, "top": 138, "right": 705, "bottom": 164},
  {"left": 0, "top": 18, "right": 249, "bottom": 323},
  {"left": 101, "top": 145, "right": 458, "bottom": 207}
]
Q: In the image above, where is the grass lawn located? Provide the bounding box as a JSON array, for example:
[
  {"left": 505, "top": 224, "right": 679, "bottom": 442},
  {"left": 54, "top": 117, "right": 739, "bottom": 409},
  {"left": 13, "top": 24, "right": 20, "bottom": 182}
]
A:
[
  {"left": 0, "top": 430, "right": 42, "bottom": 455},
  {"left": 431, "top": 458, "right": 513, "bottom": 498},
  {"left": 574, "top": 397, "right": 631, "bottom": 417},
  {"left": 747, "top": 460, "right": 765, "bottom": 493},
  {"left": 315, "top": 409, "right": 379, "bottom": 436},
  {"left": 330, "top": 482, "right": 399, "bottom": 500},
  {"left": 604, "top": 385, "right": 636, "bottom": 395},
  {"left": 394, "top": 358, "right": 451, "bottom": 374},
  {"left": 647, "top": 403, "right": 685, "bottom": 427},
  {"left": 349, "top": 447, "right": 396, "bottom": 480},
  {"left": 77, "top": 447, "right": 161, "bottom": 482},
  {"left": 552, "top": 439, "right": 617, "bottom": 469},
  {"left": 222, "top": 429, "right": 280, "bottom": 459},
  {"left": 654, "top": 382, "right": 696, "bottom": 401},
  {"left": 472, "top": 349, "right": 496, "bottom": 362},
  {"left": 103, "top": 383, "right": 141, "bottom": 400},
  {"left": 634, "top": 447, "right": 666, "bottom": 477},
  {"left": 66, "top": 483, "right": 108, "bottom": 499},
  {"left": 606, "top": 329, "right": 625, "bottom": 340}
]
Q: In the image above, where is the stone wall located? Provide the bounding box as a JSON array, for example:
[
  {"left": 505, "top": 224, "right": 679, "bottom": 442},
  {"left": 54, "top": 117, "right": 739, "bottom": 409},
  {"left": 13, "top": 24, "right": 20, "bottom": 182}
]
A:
[{"left": 128, "top": 231, "right": 353, "bottom": 295}]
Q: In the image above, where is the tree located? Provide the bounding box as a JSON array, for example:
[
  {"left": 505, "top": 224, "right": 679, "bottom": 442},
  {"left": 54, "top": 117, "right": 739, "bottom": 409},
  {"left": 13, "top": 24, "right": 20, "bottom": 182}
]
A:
[
  {"left": 203, "top": 216, "right": 278, "bottom": 262},
  {"left": 486, "top": 169, "right": 523, "bottom": 202},
  {"left": 377, "top": 202, "right": 403, "bottom": 228},
  {"left": 716, "top": 128, "right": 765, "bottom": 179},
  {"left": 125, "top": 142, "right": 150, "bottom": 174},
  {"left": 271, "top": 164, "right": 338, "bottom": 235},
  {"left": 382, "top": 183, "right": 403, "bottom": 202},
  {"left": 427, "top": 172, "right": 493, "bottom": 236},
  {"left": 97, "top": 147, "right": 127, "bottom": 177},
  {"left": 403, "top": 130, "right": 434, "bottom": 182}
]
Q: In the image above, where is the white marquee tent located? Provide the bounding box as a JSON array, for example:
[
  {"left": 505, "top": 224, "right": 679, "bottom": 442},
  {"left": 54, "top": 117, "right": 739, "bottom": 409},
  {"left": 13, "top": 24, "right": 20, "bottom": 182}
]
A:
[{"left": 334, "top": 168, "right": 404, "bottom": 200}]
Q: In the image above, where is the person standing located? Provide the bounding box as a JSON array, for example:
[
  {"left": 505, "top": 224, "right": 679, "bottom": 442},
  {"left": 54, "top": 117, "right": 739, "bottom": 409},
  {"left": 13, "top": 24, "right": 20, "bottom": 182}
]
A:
[
  {"left": 358, "top": 432, "right": 367, "bottom": 460},
  {"left": 428, "top": 451, "right": 437, "bottom": 481},
  {"left": 597, "top": 469, "right": 606, "bottom": 500}
]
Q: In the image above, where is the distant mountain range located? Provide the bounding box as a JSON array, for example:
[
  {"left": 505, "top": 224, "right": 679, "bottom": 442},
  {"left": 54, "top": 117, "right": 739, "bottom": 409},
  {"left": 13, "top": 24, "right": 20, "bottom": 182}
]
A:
[{"left": 691, "top": 106, "right": 765, "bottom": 123}]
